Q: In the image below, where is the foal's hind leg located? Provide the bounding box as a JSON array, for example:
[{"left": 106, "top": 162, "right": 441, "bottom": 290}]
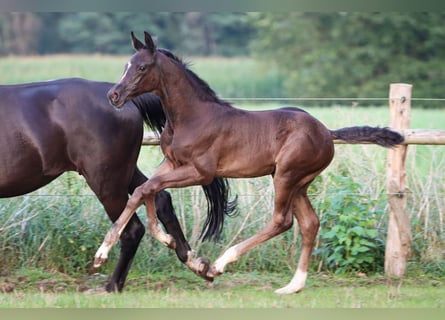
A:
[
  {"left": 207, "top": 175, "right": 295, "bottom": 280},
  {"left": 275, "top": 189, "right": 319, "bottom": 294}
]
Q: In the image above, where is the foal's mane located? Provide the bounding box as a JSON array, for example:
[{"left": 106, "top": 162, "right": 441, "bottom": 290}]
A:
[{"left": 157, "top": 48, "right": 231, "bottom": 107}]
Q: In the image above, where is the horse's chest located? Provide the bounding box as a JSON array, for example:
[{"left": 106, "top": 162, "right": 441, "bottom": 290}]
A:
[{"left": 161, "top": 137, "right": 194, "bottom": 166}]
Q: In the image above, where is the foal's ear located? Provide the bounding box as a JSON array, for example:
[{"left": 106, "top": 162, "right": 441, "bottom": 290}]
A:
[
  {"left": 131, "top": 31, "right": 144, "bottom": 51},
  {"left": 144, "top": 31, "right": 156, "bottom": 53}
]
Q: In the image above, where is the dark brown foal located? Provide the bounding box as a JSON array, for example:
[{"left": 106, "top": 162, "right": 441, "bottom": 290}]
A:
[{"left": 95, "top": 32, "right": 404, "bottom": 294}]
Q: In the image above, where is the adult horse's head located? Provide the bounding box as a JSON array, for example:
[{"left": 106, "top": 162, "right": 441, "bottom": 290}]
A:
[{"left": 108, "top": 31, "right": 159, "bottom": 108}]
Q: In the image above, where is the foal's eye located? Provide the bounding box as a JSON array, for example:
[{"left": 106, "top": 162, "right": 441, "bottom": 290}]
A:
[{"left": 138, "top": 65, "right": 147, "bottom": 72}]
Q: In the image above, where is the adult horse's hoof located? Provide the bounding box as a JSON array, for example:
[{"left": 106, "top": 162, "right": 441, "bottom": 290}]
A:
[{"left": 83, "top": 287, "right": 109, "bottom": 295}]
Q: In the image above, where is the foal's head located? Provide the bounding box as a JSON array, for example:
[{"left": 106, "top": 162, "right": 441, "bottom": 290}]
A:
[{"left": 108, "top": 31, "right": 160, "bottom": 108}]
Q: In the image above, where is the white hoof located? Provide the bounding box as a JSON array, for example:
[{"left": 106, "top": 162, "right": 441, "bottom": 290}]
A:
[
  {"left": 93, "top": 242, "right": 111, "bottom": 268},
  {"left": 160, "top": 232, "right": 176, "bottom": 249},
  {"left": 148, "top": 224, "right": 176, "bottom": 249},
  {"left": 213, "top": 246, "right": 239, "bottom": 273},
  {"left": 274, "top": 284, "right": 304, "bottom": 295},
  {"left": 274, "top": 269, "right": 307, "bottom": 294}
]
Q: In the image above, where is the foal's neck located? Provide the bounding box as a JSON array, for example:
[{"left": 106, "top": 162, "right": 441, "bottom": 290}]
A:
[{"left": 156, "top": 55, "right": 208, "bottom": 126}]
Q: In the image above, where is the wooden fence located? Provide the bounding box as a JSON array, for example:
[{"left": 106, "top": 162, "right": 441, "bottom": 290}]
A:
[
  {"left": 143, "top": 128, "right": 445, "bottom": 146},
  {"left": 141, "top": 83, "right": 445, "bottom": 279}
]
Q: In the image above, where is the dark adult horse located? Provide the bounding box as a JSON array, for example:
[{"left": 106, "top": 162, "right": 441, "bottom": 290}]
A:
[
  {"left": 96, "top": 32, "right": 404, "bottom": 294},
  {"left": 0, "top": 77, "right": 235, "bottom": 292}
]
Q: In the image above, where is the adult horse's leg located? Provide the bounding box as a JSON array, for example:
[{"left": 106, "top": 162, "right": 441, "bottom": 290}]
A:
[
  {"left": 91, "top": 190, "right": 143, "bottom": 292},
  {"left": 106, "top": 214, "right": 145, "bottom": 292},
  {"left": 80, "top": 161, "right": 143, "bottom": 292}
]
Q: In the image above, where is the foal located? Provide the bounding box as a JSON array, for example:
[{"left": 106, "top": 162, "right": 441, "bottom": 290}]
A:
[{"left": 95, "top": 32, "right": 404, "bottom": 294}]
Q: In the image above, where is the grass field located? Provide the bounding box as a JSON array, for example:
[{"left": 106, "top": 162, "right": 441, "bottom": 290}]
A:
[
  {"left": 0, "top": 54, "right": 284, "bottom": 99},
  {"left": 0, "top": 55, "right": 444, "bottom": 308},
  {"left": 1, "top": 269, "right": 444, "bottom": 308}
]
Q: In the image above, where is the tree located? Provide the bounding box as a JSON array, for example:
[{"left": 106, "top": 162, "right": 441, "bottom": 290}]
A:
[
  {"left": 0, "top": 13, "right": 255, "bottom": 57},
  {"left": 180, "top": 13, "right": 254, "bottom": 56},
  {"left": 249, "top": 13, "right": 445, "bottom": 103},
  {"left": 0, "top": 13, "right": 41, "bottom": 55}
]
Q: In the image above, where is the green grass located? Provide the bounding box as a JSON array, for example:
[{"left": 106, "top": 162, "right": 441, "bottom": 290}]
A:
[
  {"left": 1, "top": 269, "right": 444, "bottom": 308},
  {"left": 0, "top": 54, "right": 130, "bottom": 84},
  {"left": 189, "top": 56, "right": 285, "bottom": 98},
  {"left": 0, "top": 54, "right": 284, "bottom": 98}
]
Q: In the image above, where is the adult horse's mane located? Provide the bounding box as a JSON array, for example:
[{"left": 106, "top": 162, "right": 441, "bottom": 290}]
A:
[
  {"left": 157, "top": 48, "right": 231, "bottom": 107},
  {"left": 131, "top": 93, "right": 165, "bottom": 135}
]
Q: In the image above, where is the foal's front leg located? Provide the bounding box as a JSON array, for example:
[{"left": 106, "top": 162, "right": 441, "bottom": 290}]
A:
[
  {"left": 94, "top": 162, "right": 178, "bottom": 266},
  {"left": 94, "top": 182, "right": 177, "bottom": 268},
  {"left": 145, "top": 187, "right": 211, "bottom": 277},
  {"left": 141, "top": 188, "right": 176, "bottom": 248},
  {"left": 94, "top": 189, "right": 146, "bottom": 267},
  {"left": 139, "top": 162, "right": 215, "bottom": 275}
]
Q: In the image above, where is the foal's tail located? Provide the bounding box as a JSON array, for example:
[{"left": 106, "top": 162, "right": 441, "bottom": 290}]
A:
[
  {"left": 132, "top": 93, "right": 238, "bottom": 242},
  {"left": 200, "top": 179, "right": 238, "bottom": 241},
  {"left": 330, "top": 126, "right": 404, "bottom": 147}
]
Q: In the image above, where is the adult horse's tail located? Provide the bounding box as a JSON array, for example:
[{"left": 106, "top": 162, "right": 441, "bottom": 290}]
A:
[
  {"left": 132, "top": 93, "right": 237, "bottom": 241},
  {"left": 330, "top": 126, "right": 404, "bottom": 147}
]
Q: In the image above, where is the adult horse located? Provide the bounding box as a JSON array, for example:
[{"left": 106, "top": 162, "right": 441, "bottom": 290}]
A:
[
  {"left": 95, "top": 32, "right": 404, "bottom": 294},
  {"left": 0, "top": 77, "right": 235, "bottom": 292}
]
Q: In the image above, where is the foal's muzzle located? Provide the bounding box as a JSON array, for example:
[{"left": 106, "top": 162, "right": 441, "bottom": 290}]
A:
[{"left": 107, "top": 87, "right": 126, "bottom": 108}]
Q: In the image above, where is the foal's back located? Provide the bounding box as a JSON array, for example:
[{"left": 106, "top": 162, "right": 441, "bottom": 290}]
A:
[{"left": 206, "top": 106, "right": 334, "bottom": 178}]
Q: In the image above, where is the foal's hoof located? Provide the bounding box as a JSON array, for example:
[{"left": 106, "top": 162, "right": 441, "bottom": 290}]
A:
[
  {"left": 194, "top": 257, "right": 214, "bottom": 282},
  {"left": 161, "top": 234, "right": 176, "bottom": 250},
  {"left": 93, "top": 245, "right": 109, "bottom": 268},
  {"left": 206, "top": 265, "right": 223, "bottom": 280},
  {"left": 93, "top": 255, "right": 107, "bottom": 268},
  {"left": 166, "top": 238, "right": 176, "bottom": 250},
  {"left": 185, "top": 251, "right": 213, "bottom": 282}
]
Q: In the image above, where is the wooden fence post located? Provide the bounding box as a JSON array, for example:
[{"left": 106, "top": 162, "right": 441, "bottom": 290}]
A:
[{"left": 385, "top": 83, "right": 413, "bottom": 278}]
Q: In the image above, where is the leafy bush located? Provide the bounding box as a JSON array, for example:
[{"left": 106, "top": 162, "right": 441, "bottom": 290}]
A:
[{"left": 312, "top": 173, "right": 386, "bottom": 273}]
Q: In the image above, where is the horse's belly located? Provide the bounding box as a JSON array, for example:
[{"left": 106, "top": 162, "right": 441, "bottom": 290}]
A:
[
  {"left": 0, "top": 143, "right": 58, "bottom": 197},
  {"left": 216, "top": 157, "right": 275, "bottom": 179},
  {"left": 0, "top": 174, "right": 58, "bottom": 198}
]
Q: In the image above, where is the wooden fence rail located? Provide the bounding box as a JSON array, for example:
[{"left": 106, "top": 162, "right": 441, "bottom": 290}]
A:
[
  {"left": 140, "top": 83, "right": 444, "bottom": 281},
  {"left": 143, "top": 129, "right": 445, "bottom": 146}
]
